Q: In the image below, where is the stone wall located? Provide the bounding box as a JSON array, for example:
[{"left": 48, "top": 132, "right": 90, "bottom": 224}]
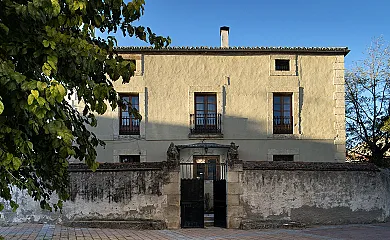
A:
[
  {"left": 0, "top": 162, "right": 180, "bottom": 229},
  {"left": 239, "top": 161, "right": 390, "bottom": 228},
  {"left": 2, "top": 161, "right": 390, "bottom": 229}
]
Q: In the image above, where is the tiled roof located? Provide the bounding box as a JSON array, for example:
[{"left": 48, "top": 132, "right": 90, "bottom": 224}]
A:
[{"left": 115, "top": 46, "right": 350, "bottom": 55}]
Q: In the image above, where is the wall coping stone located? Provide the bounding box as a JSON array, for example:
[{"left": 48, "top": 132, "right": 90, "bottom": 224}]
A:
[
  {"left": 243, "top": 161, "right": 379, "bottom": 171},
  {"left": 68, "top": 162, "right": 177, "bottom": 172}
]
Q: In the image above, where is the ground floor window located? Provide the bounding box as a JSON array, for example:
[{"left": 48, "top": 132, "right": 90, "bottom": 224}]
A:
[
  {"left": 273, "top": 155, "right": 294, "bottom": 161},
  {"left": 120, "top": 155, "right": 140, "bottom": 163}
]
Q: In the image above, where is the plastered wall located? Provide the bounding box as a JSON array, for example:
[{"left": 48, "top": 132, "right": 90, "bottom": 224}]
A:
[
  {"left": 240, "top": 166, "right": 390, "bottom": 227},
  {"left": 73, "top": 53, "right": 346, "bottom": 164}
]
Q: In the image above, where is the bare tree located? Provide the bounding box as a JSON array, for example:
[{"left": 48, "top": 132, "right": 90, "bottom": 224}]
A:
[{"left": 346, "top": 37, "right": 390, "bottom": 167}]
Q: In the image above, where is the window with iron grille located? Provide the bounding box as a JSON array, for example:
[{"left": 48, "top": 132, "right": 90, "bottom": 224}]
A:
[
  {"left": 273, "top": 94, "right": 293, "bottom": 134},
  {"left": 275, "top": 59, "right": 290, "bottom": 71},
  {"left": 273, "top": 155, "right": 294, "bottom": 161},
  {"left": 190, "top": 93, "right": 221, "bottom": 134},
  {"left": 119, "top": 94, "right": 140, "bottom": 135},
  {"left": 119, "top": 155, "right": 140, "bottom": 163}
]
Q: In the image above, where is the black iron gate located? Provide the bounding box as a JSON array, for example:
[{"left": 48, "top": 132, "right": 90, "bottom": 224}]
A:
[
  {"left": 180, "top": 178, "right": 204, "bottom": 228},
  {"left": 213, "top": 170, "right": 227, "bottom": 227},
  {"left": 180, "top": 161, "right": 227, "bottom": 228}
]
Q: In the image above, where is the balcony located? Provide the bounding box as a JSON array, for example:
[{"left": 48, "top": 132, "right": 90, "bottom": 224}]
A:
[
  {"left": 119, "top": 117, "right": 140, "bottom": 135},
  {"left": 273, "top": 116, "right": 293, "bottom": 134},
  {"left": 190, "top": 113, "right": 222, "bottom": 136}
]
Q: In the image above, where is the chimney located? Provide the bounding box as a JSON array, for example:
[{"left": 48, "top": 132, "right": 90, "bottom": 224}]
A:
[{"left": 220, "top": 26, "right": 229, "bottom": 48}]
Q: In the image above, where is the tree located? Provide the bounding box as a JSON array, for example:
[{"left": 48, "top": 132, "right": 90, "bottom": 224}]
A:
[
  {"left": 0, "top": 0, "right": 170, "bottom": 212},
  {"left": 345, "top": 37, "right": 390, "bottom": 167}
]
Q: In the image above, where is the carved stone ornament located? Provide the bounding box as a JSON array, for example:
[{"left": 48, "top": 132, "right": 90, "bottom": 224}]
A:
[
  {"left": 227, "top": 142, "right": 239, "bottom": 163},
  {"left": 167, "top": 142, "right": 179, "bottom": 162}
]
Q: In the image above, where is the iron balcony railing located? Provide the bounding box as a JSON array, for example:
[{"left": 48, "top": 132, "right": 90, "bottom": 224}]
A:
[
  {"left": 273, "top": 116, "right": 293, "bottom": 134},
  {"left": 119, "top": 117, "right": 140, "bottom": 135},
  {"left": 190, "top": 113, "right": 222, "bottom": 134}
]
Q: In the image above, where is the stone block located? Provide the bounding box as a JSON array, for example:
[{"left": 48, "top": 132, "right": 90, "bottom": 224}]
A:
[
  {"left": 227, "top": 183, "right": 243, "bottom": 195},
  {"left": 335, "top": 55, "right": 345, "bottom": 63},
  {"left": 334, "top": 121, "right": 345, "bottom": 130},
  {"left": 227, "top": 217, "right": 242, "bottom": 229},
  {"left": 336, "top": 144, "right": 346, "bottom": 153},
  {"left": 227, "top": 194, "right": 240, "bottom": 206},
  {"left": 336, "top": 130, "right": 346, "bottom": 138},
  {"left": 333, "top": 62, "right": 345, "bottom": 70},
  {"left": 335, "top": 99, "right": 345, "bottom": 108},
  {"left": 333, "top": 77, "right": 345, "bottom": 85},
  {"left": 227, "top": 205, "right": 244, "bottom": 217},
  {"left": 168, "top": 171, "right": 180, "bottom": 183},
  {"left": 163, "top": 182, "right": 179, "bottom": 195},
  {"left": 164, "top": 205, "right": 180, "bottom": 223},
  {"left": 334, "top": 107, "right": 345, "bottom": 115},
  {"left": 335, "top": 151, "right": 346, "bottom": 161},
  {"left": 166, "top": 221, "right": 180, "bottom": 229},
  {"left": 335, "top": 69, "right": 345, "bottom": 78},
  {"left": 334, "top": 138, "right": 345, "bottom": 145},
  {"left": 227, "top": 172, "right": 239, "bottom": 183},
  {"left": 333, "top": 92, "right": 345, "bottom": 100},
  {"left": 335, "top": 114, "right": 345, "bottom": 122},
  {"left": 335, "top": 84, "right": 345, "bottom": 93},
  {"left": 229, "top": 164, "right": 243, "bottom": 172},
  {"left": 167, "top": 194, "right": 180, "bottom": 206}
]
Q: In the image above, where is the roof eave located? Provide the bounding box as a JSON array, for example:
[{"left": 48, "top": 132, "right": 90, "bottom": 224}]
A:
[{"left": 115, "top": 46, "right": 350, "bottom": 56}]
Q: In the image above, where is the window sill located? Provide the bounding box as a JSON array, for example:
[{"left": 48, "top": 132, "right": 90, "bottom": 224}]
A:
[
  {"left": 114, "top": 134, "right": 141, "bottom": 140},
  {"left": 268, "top": 134, "right": 301, "bottom": 140},
  {"left": 188, "top": 133, "right": 224, "bottom": 139}
]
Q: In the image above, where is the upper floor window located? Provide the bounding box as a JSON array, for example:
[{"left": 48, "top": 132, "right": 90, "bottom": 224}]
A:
[
  {"left": 119, "top": 94, "right": 140, "bottom": 135},
  {"left": 273, "top": 94, "right": 293, "bottom": 134},
  {"left": 275, "top": 59, "right": 290, "bottom": 71},
  {"left": 190, "top": 93, "right": 222, "bottom": 134}
]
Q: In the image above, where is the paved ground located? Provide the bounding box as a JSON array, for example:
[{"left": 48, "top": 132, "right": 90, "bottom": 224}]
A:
[{"left": 1, "top": 222, "right": 390, "bottom": 240}]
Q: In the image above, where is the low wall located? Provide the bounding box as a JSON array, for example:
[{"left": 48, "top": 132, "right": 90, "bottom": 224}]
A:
[
  {"left": 240, "top": 162, "right": 390, "bottom": 228},
  {"left": 0, "top": 162, "right": 181, "bottom": 229},
  {"left": 2, "top": 161, "right": 390, "bottom": 229}
]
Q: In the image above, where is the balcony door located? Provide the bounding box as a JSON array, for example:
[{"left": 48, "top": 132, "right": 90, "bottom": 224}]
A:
[
  {"left": 194, "top": 93, "right": 218, "bottom": 133},
  {"left": 119, "top": 94, "right": 140, "bottom": 135},
  {"left": 273, "top": 93, "right": 293, "bottom": 134}
]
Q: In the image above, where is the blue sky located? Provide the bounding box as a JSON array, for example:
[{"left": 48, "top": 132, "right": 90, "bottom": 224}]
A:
[{"left": 108, "top": 0, "right": 390, "bottom": 68}]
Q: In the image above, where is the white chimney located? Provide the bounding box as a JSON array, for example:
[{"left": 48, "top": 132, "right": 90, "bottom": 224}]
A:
[{"left": 220, "top": 26, "right": 229, "bottom": 48}]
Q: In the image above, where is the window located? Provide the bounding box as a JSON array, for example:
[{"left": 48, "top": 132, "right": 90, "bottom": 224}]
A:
[
  {"left": 273, "top": 94, "right": 293, "bottom": 134},
  {"left": 194, "top": 157, "right": 219, "bottom": 180},
  {"left": 275, "top": 59, "right": 290, "bottom": 71},
  {"left": 190, "top": 93, "right": 221, "bottom": 134},
  {"left": 120, "top": 155, "right": 140, "bottom": 163},
  {"left": 273, "top": 155, "right": 294, "bottom": 161},
  {"left": 119, "top": 94, "right": 140, "bottom": 135}
]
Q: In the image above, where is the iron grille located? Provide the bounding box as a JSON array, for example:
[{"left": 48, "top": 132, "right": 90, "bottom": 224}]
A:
[
  {"left": 190, "top": 113, "right": 222, "bottom": 134},
  {"left": 119, "top": 117, "right": 140, "bottom": 135},
  {"left": 273, "top": 116, "right": 293, "bottom": 134}
]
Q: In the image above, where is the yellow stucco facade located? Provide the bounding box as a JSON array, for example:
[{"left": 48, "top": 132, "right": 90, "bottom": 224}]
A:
[{"left": 82, "top": 47, "right": 348, "bottom": 164}]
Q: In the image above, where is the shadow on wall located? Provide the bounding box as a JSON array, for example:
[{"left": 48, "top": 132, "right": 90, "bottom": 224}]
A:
[{"left": 89, "top": 113, "right": 339, "bottom": 163}]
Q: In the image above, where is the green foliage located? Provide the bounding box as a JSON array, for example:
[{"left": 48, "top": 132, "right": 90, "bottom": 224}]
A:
[{"left": 0, "top": 0, "right": 169, "bottom": 211}]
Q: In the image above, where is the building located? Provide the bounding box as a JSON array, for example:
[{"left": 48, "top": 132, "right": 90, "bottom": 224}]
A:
[
  {"left": 83, "top": 27, "right": 349, "bottom": 166},
  {"left": 10, "top": 28, "right": 390, "bottom": 230}
]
